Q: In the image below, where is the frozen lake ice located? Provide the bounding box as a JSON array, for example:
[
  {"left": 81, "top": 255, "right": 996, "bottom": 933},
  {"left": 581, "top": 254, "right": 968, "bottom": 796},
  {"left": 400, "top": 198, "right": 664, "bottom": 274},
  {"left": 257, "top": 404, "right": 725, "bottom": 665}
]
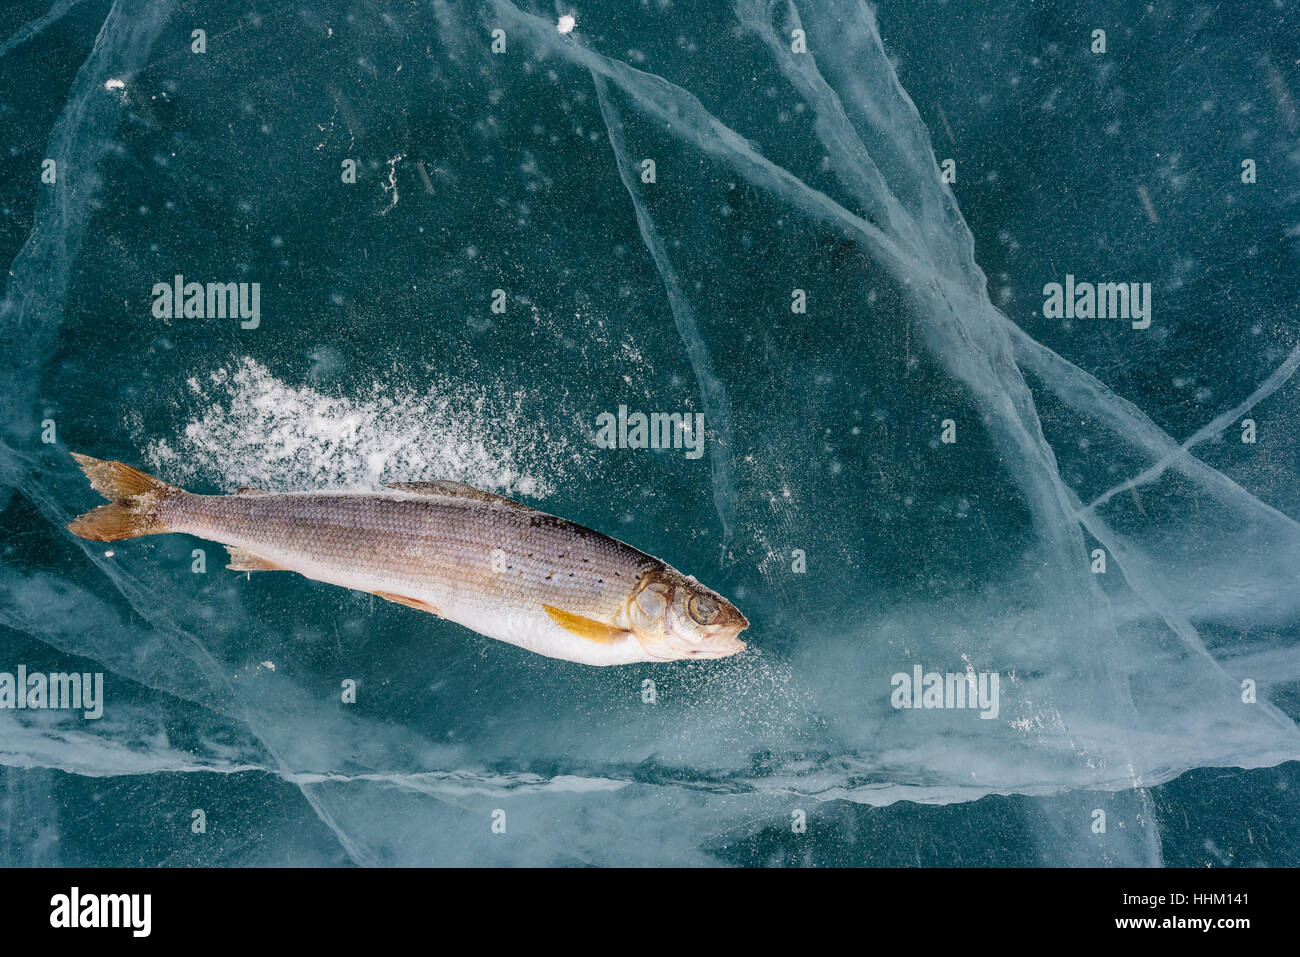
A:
[{"left": 1, "top": 0, "right": 1298, "bottom": 866}]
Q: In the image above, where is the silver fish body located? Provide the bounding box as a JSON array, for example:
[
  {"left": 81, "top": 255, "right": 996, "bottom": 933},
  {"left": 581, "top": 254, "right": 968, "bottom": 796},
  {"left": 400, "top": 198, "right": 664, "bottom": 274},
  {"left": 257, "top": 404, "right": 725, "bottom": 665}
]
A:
[{"left": 67, "top": 454, "right": 749, "bottom": 665}]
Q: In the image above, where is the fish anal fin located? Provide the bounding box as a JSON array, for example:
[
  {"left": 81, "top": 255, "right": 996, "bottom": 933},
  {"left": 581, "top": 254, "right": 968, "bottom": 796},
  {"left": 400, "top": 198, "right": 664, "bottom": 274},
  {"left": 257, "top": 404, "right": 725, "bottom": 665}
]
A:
[
  {"left": 384, "top": 481, "right": 531, "bottom": 511},
  {"left": 225, "top": 546, "right": 287, "bottom": 572},
  {"left": 374, "top": 591, "right": 441, "bottom": 616},
  {"left": 543, "top": 604, "right": 630, "bottom": 645}
]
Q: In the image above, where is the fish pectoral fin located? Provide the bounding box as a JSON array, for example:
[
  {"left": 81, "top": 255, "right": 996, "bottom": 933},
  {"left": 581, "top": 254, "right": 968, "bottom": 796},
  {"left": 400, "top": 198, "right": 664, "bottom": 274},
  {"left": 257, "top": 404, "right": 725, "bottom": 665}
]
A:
[
  {"left": 225, "top": 546, "right": 288, "bottom": 572},
  {"left": 373, "top": 591, "right": 441, "bottom": 616},
  {"left": 543, "top": 604, "right": 630, "bottom": 645}
]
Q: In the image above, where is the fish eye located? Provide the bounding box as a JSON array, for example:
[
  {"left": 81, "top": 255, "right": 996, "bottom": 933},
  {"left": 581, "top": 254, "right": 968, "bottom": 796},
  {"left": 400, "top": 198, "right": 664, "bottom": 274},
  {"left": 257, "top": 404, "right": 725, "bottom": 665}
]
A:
[{"left": 688, "top": 594, "right": 720, "bottom": 625}]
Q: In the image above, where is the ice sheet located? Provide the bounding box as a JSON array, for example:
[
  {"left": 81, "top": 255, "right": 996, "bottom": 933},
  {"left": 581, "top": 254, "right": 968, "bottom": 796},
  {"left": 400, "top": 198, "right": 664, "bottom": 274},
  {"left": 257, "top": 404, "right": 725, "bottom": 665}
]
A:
[{"left": 1, "top": 0, "right": 1298, "bottom": 865}]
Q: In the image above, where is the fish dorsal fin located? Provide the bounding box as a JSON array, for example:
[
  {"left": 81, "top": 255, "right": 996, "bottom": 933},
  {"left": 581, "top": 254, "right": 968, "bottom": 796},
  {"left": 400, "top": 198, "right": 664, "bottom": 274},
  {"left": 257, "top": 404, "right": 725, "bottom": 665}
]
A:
[
  {"left": 543, "top": 604, "right": 631, "bottom": 645},
  {"left": 384, "top": 480, "right": 531, "bottom": 511},
  {"left": 225, "top": 546, "right": 287, "bottom": 572},
  {"left": 235, "top": 487, "right": 269, "bottom": 496}
]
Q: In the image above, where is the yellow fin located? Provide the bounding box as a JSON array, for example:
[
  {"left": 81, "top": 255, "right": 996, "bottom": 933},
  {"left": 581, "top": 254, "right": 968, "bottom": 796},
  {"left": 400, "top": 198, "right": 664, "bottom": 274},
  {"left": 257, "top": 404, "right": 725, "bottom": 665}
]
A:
[
  {"left": 70, "top": 451, "right": 176, "bottom": 501},
  {"left": 374, "top": 591, "right": 441, "bottom": 616},
  {"left": 67, "top": 452, "right": 176, "bottom": 542},
  {"left": 543, "top": 604, "right": 630, "bottom": 644},
  {"left": 225, "top": 546, "right": 287, "bottom": 572}
]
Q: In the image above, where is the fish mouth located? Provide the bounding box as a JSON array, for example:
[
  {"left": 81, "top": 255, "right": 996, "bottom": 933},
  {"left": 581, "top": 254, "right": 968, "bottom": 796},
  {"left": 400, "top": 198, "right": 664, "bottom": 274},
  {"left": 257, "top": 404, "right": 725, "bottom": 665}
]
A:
[
  {"left": 686, "top": 636, "right": 747, "bottom": 659},
  {"left": 640, "top": 636, "right": 747, "bottom": 661}
]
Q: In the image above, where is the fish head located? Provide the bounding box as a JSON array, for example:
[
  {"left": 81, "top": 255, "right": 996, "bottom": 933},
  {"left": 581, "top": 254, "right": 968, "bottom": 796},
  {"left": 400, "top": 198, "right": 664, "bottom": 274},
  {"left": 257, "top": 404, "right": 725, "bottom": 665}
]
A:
[{"left": 626, "top": 570, "right": 749, "bottom": 661}]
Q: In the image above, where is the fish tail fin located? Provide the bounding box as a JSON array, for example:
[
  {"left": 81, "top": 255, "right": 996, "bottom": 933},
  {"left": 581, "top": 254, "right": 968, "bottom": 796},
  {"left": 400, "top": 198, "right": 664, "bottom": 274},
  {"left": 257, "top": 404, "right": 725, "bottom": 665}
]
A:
[{"left": 67, "top": 452, "right": 178, "bottom": 541}]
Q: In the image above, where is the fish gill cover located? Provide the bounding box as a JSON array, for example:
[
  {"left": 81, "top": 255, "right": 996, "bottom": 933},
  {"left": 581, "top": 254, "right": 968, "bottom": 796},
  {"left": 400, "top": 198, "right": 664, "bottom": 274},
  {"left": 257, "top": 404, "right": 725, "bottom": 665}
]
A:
[{"left": 0, "top": 0, "right": 1298, "bottom": 866}]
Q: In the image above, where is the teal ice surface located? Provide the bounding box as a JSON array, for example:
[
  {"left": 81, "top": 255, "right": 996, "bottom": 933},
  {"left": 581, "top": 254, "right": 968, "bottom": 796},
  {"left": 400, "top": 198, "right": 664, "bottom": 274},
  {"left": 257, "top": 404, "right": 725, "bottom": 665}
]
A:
[{"left": 1, "top": 0, "right": 1298, "bottom": 866}]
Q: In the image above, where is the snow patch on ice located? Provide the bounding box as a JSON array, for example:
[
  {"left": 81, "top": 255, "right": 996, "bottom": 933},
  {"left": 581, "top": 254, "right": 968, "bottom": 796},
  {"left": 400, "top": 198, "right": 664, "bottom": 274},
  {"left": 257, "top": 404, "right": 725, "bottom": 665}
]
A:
[{"left": 141, "top": 357, "right": 574, "bottom": 498}]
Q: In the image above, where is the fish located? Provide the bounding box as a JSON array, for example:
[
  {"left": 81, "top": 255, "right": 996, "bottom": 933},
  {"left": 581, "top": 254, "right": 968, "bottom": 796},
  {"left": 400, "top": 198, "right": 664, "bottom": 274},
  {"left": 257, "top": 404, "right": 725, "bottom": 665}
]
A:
[{"left": 65, "top": 452, "right": 749, "bottom": 666}]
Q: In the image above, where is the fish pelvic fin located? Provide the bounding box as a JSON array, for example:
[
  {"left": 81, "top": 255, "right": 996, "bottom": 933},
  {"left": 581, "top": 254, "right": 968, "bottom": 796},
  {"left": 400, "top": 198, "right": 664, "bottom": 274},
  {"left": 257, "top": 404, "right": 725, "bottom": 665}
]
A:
[
  {"left": 373, "top": 591, "right": 441, "bottom": 616},
  {"left": 543, "top": 604, "right": 631, "bottom": 645},
  {"left": 225, "top": 546, "right": 288, "bottom": 572},
  {"left": 66, "top": 452, "right": 178, "bottom": 542}
]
